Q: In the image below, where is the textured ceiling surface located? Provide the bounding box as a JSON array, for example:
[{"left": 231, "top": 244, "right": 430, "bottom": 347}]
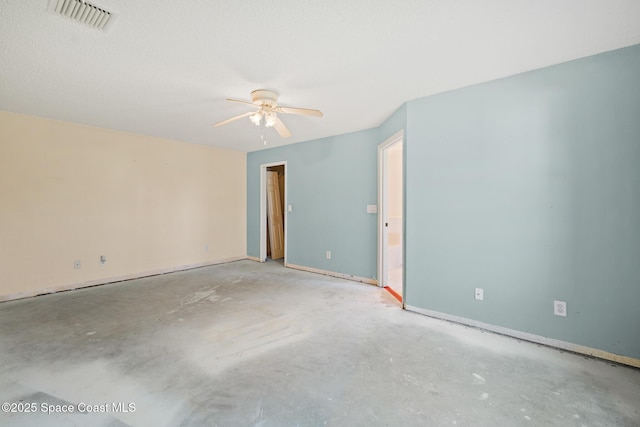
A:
[{"left": 1, "top": 1, "right": 640, "bottom": 152}]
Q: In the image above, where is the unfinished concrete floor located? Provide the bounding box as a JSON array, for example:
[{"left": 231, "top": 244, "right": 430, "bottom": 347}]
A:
[{"left": 0, "top": 260, "right": 638, "bottom": 426}]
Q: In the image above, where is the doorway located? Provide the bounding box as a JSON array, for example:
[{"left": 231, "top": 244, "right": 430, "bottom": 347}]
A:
[
  {"left": 260, "top": 162, "right": 287, "bottom": 264},
  {"left": 378, "top": 132, "right": 404, "bottom": 304}
]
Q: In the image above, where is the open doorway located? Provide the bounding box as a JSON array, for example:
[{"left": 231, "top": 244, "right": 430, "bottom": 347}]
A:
[
  {"left": 378, "top": 132, "right": 404, "bottom": 304},
  {"left": 260, "top": 162, "right": 286, "bottom": 264}
]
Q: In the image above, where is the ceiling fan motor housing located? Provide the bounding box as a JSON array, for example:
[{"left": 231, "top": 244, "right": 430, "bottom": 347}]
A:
[{"left": 251, "top": 90, "right": 278, "bottom": 108}]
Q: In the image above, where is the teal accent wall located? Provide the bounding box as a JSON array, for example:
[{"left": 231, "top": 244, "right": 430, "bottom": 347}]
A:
[
  {"left": 248, "top": 105, "right": 407, "bottom": 280},
  {"left": 405, "top": 44, "right": 640, "bottom": 359},
  {"left": 247, "top": 128, "right": 387, "bottom": 279},
  {"left": 247, "top": 44, "right": 640, "bottom": 360}
]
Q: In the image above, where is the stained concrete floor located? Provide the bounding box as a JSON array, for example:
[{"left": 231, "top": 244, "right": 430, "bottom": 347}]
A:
[{"left": 0, "top": 260, "right": 638, "bottom": 427}]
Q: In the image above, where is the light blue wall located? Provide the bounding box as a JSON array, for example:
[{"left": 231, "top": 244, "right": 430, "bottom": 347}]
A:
[
  {"left": 248, "top": 105, "right": 407, "bottom": 280},
  {"left": 405, "top": 44, "right": 640, "bottom": 359},
  {"left": 247, "top": 127, "right": 392, "bottom": 279},
  {"left": 247, "top": 44, "right": 640, "bottom": 360}
]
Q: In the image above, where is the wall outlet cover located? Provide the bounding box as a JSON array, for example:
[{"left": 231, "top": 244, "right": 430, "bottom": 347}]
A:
[
  {"left": 554, "top": 300, "right": 567, "bottom": 317},
  {"left": 474, "top": 288, "right": 484, "bottom": 301}
]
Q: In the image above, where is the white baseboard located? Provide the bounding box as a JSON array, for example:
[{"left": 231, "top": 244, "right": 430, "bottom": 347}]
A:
[
  {"left": 246, "top": 256, "right": 261, "bottom": 262},
  {"left": 406, "top": 305, "right": 640, "bottom": 369},
  {"left": 286, "top": 263, "right": 378, "bottom": 286},
  {"left": 0, "top": 256, "right": 246, "bottom": 303}
]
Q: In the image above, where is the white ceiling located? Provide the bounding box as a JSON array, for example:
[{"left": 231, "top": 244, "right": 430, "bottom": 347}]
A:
[{"left": 1, "top": 1, "right": 640, "bottom": 152}]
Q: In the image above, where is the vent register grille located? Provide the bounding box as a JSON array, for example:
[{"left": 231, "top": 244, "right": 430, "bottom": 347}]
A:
[{"left": 50, "top": 0, "right": 113, "bottom": 30}]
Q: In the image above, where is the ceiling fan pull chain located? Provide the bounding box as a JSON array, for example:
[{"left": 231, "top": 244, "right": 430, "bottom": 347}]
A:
[{"left": 260, "top": 125, "right": 267, "bottom": 145}]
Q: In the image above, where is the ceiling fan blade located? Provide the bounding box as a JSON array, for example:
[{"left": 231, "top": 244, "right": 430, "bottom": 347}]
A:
[
  {"left": 212, "top": 111, "right": 254, "bottom": 127},
  {"left": 273, "top": 116, "right": 292, "bottom": 138},
  {"left": 276, "top": 106, "right": 323, "bottom": 117},
  {"left": 226, "top": 98, "right": 256, "bottom": 108}
]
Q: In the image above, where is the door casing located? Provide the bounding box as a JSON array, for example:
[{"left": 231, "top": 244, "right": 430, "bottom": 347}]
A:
[
  {"left": 266, "top": 170, "right": 285, "bottom": 259},
  {"left": 378, "top": 131, "right": 404, "bottom": 303},
  {"left": 260, "top": 161, "right": 287, "bottom": 263}
]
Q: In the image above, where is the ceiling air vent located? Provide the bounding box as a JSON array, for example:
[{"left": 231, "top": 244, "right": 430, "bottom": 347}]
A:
[{"left": 49, "top": 0, "right": 115, "bottom": 31}]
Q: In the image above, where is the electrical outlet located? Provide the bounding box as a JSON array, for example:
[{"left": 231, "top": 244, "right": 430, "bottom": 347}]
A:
[
  {"left": 204, "top": 244, "right": 208, "bottom": 253},
  {"left": 554, "top": 300, "right": 567, "bottom": 317},
  {"left": 99, "top": 255, "right": 106, "bottom": 265},
  {"left": 73, "top": 260, "right": 81, "bottom": 270},
  {"left": 474, "top": 288, "right": 484, "bottom": 301},
  {"left": 326, "top": 251, "right": 331, "bottom": 259}
]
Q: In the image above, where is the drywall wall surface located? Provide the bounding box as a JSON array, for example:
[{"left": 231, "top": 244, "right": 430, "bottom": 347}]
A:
[
  {"left": 405, "top": 44, "right": 640, "bottom": 359},
  {"left": 247, "top": 128, "right": 381, "bottom": 279},
  {"left": 0, "top": 112, "right": 246, "bottom": 298}
]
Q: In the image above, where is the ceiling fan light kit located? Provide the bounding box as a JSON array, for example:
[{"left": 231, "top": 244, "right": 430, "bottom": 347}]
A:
[
  {"left": 249, "top": 112, "right": 262, "bottom": 126},
  {"left": 213, "top": 89, "right": 323, "bottom": 144}
]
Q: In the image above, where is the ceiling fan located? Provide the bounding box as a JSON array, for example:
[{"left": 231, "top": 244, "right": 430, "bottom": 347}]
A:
[{"left": 212, "top": 89, "right": 323, "bottom": 140}]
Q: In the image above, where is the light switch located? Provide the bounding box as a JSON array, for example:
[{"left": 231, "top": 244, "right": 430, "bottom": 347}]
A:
[
  {"left": 288, "top": 205, "right": 292, "bottom": 212},
  {"left": 366, "top": 205, "right": 377, "bottom": 214}
]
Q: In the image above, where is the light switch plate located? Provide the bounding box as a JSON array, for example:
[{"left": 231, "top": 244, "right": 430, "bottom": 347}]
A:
[{"left": 366, "top": 205, "right": 377, "bottom": 214}]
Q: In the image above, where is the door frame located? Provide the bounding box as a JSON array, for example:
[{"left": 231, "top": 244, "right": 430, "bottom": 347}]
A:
[
  {"left": 260, "top": 161, "right": 287, "bottom": 263},
  {"left": 377, "top": 131, "right": 404, "bottom": 299}
]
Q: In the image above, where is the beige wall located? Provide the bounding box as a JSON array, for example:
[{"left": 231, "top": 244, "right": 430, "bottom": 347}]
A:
[{"left": 0, "top": 111, "right": 246, "bottom": 300}]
